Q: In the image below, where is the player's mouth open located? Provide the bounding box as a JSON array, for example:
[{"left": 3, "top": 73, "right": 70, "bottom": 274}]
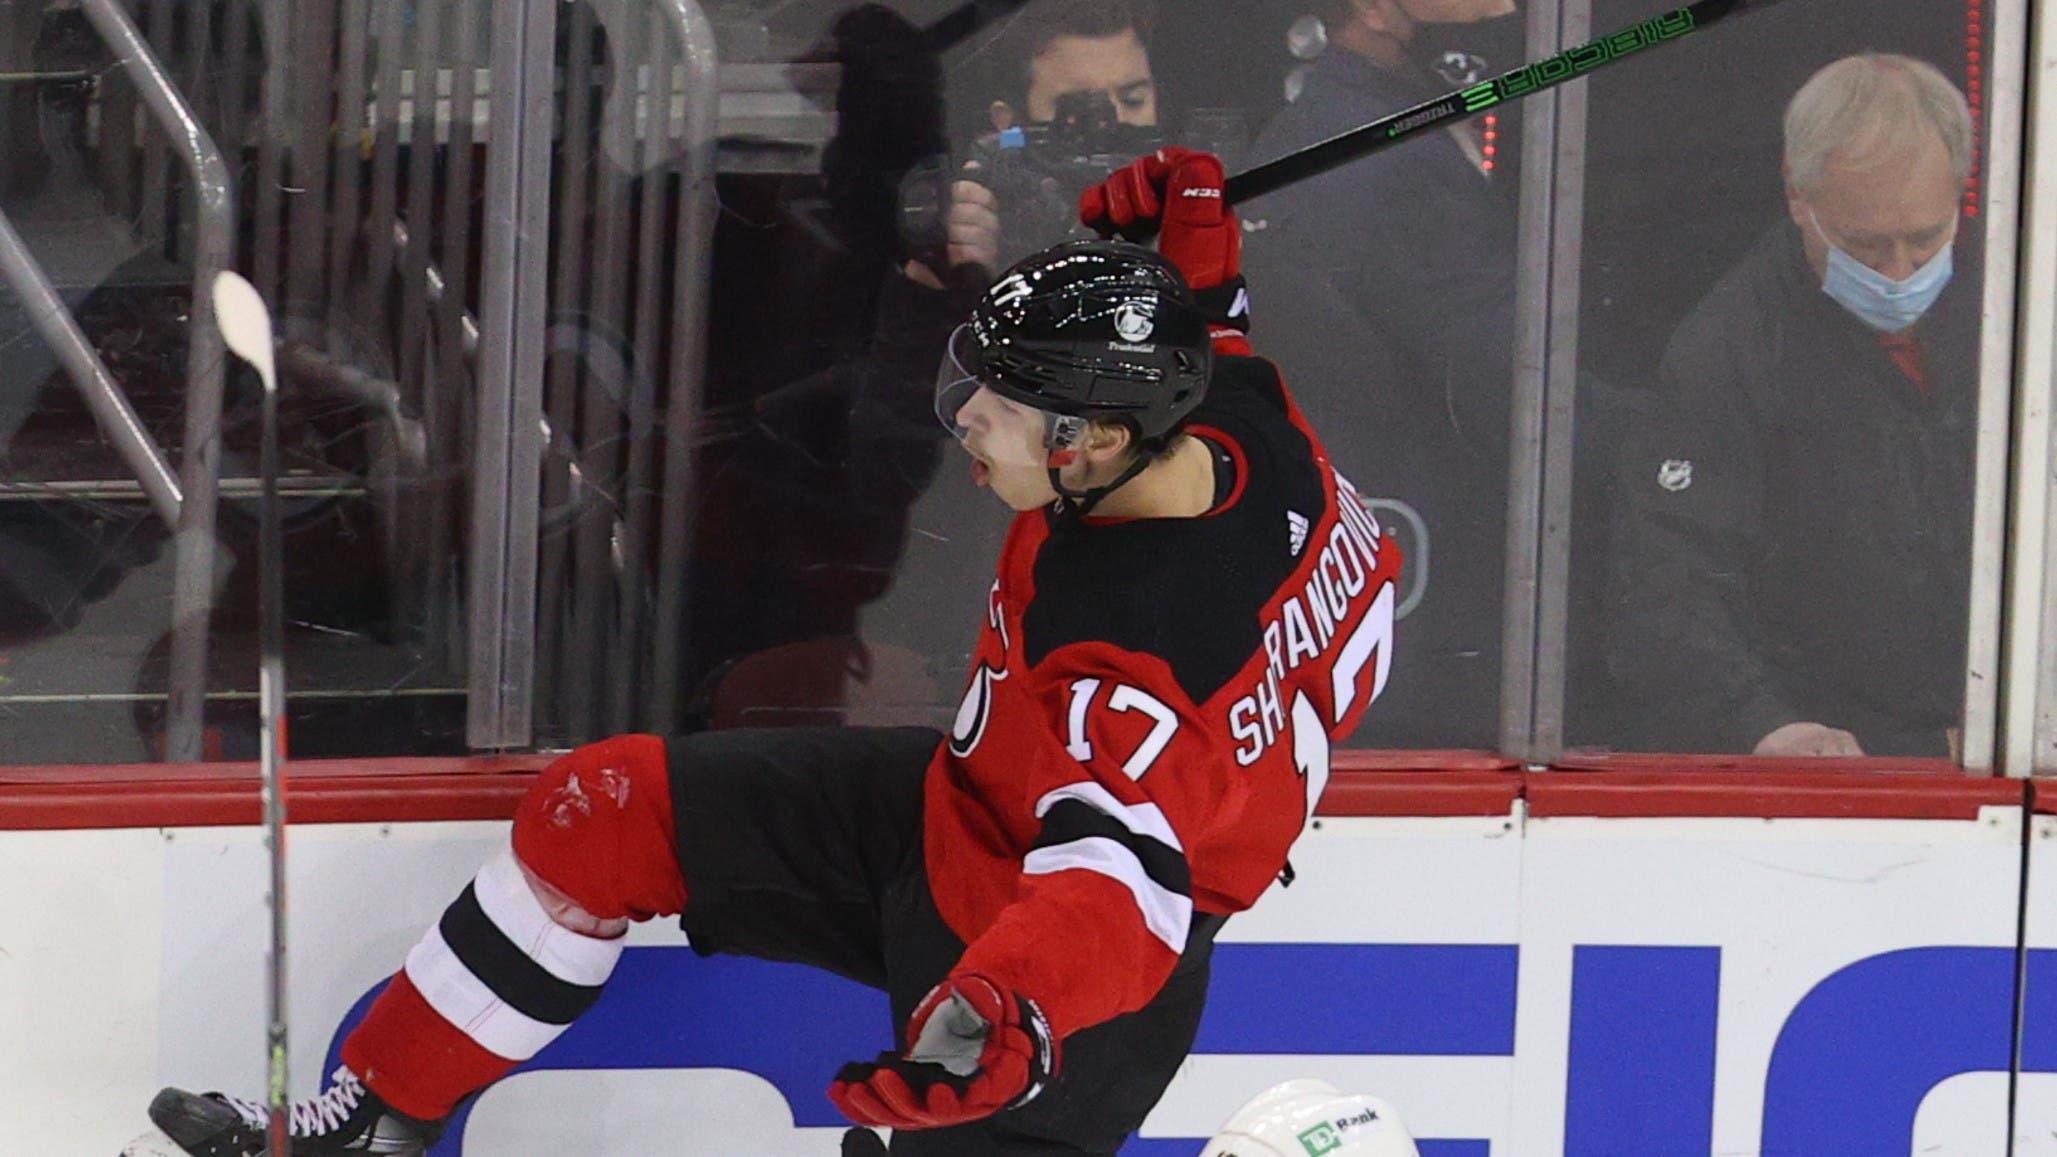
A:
[{"left": 970, "top": 456, "right": 992, "bottom": 487}]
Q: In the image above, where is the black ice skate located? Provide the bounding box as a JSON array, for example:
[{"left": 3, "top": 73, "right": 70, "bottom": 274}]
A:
[
  {"left": 842, "top": 1128, "right": 889, "bottom": 1156},
  {"left": 146, "top": 1065, "right": 443, "bottom": 1156}
]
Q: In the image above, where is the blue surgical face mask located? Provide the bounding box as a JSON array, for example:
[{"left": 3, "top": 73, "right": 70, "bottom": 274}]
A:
[{"left": 1810, "top": 210, "right": 1955, "bottom": 333}]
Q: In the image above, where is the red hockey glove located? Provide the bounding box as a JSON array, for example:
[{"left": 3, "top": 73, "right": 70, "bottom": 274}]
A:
[
  {"left": 1078, "top": 146, "right": 1241, "bottom": 293},
  {"left": 828, "top": 974, "right": 1058, "bottom": 1130}
]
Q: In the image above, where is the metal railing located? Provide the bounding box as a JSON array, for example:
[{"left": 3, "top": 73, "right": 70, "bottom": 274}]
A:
[
  {"left": 0, "top": 207, "right": 184, "bottom": 527},
  {"left": 2, "top": 0, "right": 750, "bottom": 757},
  {"left": 76, "top": 0, "right": 234, "bottom": 763},
  {"left": 469, "top": 0, "right": 721, "bottom": 748}
]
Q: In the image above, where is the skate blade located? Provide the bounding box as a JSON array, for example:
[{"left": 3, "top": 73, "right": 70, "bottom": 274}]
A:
[{"left": 118, "top": 1127, "right": 191, "bottom": 1157}]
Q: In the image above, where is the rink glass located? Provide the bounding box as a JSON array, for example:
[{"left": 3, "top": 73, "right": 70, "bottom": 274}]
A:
[{"left": 0, "top": 0, "right": 2013, "bottom": 771}]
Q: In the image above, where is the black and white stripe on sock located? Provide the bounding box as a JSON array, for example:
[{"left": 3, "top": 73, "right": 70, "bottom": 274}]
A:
[{"left": 403, "top": 848, "right": 626, "bottom": 1060}]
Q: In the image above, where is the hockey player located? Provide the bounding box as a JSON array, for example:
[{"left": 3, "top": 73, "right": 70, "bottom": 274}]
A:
[{"left": 139, "top": 148, "right": 1400, "bottom": 1156}]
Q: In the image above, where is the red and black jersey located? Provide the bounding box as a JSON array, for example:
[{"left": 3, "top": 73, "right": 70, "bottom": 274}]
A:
[{"left": 924, "top": 349, "right": 1402, "bottom": 1040}]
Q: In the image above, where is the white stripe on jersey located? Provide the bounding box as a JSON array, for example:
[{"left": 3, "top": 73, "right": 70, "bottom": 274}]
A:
[{"left": 1022, "top": 837, "right": 1193, "bottom": 954}]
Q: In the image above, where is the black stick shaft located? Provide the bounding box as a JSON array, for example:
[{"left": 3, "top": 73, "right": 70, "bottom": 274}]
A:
[{"left": 1225, "top": 0, "right": 1779, "bottom": 205}]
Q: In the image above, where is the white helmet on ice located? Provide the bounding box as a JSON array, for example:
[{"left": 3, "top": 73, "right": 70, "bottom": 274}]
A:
[{"left": 1201, "top": 1079, "right": 1421, "bottom": 1157}]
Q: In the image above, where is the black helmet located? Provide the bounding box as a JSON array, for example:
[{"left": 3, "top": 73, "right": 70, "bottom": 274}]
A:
[{"left": 948, "top": 239, "right": 1212, "bottom": 441}]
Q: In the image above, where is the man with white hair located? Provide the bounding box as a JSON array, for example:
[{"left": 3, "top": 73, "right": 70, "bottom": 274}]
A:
[{"left": 1606, "top": 53, "right": 1979, "bottom": 758}]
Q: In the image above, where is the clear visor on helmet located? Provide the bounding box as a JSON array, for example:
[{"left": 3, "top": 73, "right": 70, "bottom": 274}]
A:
[{"left": 935, "top": 323, "right": 1088, "bottom": 467}]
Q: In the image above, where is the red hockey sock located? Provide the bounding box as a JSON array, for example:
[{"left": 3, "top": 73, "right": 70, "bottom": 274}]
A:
[
  {"left": 342, "top": 970, "right": 517, "bottom": 1121},
  {"left": 339, "top": 735, "right": 682, "bottom": 1121}
]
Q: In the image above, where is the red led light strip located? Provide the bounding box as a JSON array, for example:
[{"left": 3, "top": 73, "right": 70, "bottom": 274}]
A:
[{"left": 1966, "top": 0, "right": 1984, "bottom": 217}]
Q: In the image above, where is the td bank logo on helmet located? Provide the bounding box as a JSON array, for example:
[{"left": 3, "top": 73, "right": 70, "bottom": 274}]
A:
[
  {"left": 1297, "top": 1122, "right": 1344, "bottom": 1155},
  {"left": 1296, "top": 1106, "right": 1381, "bottom": 1155}
]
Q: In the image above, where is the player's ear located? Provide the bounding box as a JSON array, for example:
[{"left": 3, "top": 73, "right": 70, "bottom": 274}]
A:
[{"left": 1083, "top": 418, "right": 1133, "bottom": 463}]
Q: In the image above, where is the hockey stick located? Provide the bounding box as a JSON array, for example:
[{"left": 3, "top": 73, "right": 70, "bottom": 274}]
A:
[
  {"left": 1225, "top": 0, "right": 1793, "bottom": 205},
  {"left": 213, "top": 271, "right": 290, "bottom": 1154}
]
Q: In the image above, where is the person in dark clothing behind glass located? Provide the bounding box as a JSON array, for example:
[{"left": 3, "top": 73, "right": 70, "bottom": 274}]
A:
[
  {"left": 679, "top": 4, "right": 959, "bottom": 728},
  {"left": 690, "top": 1, "right": 1174, "bottom": 729},
  {"left": 856, "top": 0, "right": 1175, "bottom": 718},
  {"left": 1607, "top": 54, "right": 1978, "bottom": 759},
  {"left": 1241, "top": 0, "right": 1524, "bottom": 749},
  {"left": 905, "top": 0, "right": 1162, "bottom": 288}
]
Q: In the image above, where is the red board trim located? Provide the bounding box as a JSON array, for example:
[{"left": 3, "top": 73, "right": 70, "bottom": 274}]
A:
[
  {"left": 2031, "top": 779, "right": 2057, "bottom": 815},
  {"left": 1320, "top": 772, "right": 1524, "bottom": 818},
  {"left": 0, "top": 755, "right": 551, "bottom": 786},
  {"left": 1528, "top": 769, "right": 2022, "bottom": 821},
  {"left": 0, "top": 757, "right": 549, "bottom": 831},
  {"left": 0, "top": 775, "right": 538, "bottom": 830},
  {"left": 0, "top": 752, "right": 2027, "bottom": 829},
  {"left": 1552, "top": 751, "right": 1967, "bottom": 777}
]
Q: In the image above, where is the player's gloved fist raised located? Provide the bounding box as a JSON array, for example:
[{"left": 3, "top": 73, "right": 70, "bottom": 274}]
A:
[
  {"left": 1078, "top": 147, "right": 1241, "bottom": 293},
  {"left": 828, "top": 973, "right": 1058, "bottom": 1130}
]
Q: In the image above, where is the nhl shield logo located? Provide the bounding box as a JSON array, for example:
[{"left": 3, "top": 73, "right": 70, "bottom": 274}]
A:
[
  {"left": 1657, "top": 459, "right": 1694, "bottom": 492},
  {"left": 1113, "top": 299, "right": 1156, "bottom": 343},
  {"left": 1432, "top": 48, "right": 1489, "bottom": 85}
]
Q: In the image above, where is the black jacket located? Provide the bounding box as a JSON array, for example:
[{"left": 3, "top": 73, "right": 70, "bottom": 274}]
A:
[
  {"left": 1606, "top": 224, "right": 1979, "bottom": 756},
  {"left": 1247, "top": 50, "right": 1519, "bottom": 454},
  {"left": 1241, "top": 50, "right": 1521, "bottom": 748}
]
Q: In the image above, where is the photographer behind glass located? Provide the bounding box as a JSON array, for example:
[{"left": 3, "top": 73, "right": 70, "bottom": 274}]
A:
[{"left": 903, "top": 0, "right": 1161, "bottom": 289}]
